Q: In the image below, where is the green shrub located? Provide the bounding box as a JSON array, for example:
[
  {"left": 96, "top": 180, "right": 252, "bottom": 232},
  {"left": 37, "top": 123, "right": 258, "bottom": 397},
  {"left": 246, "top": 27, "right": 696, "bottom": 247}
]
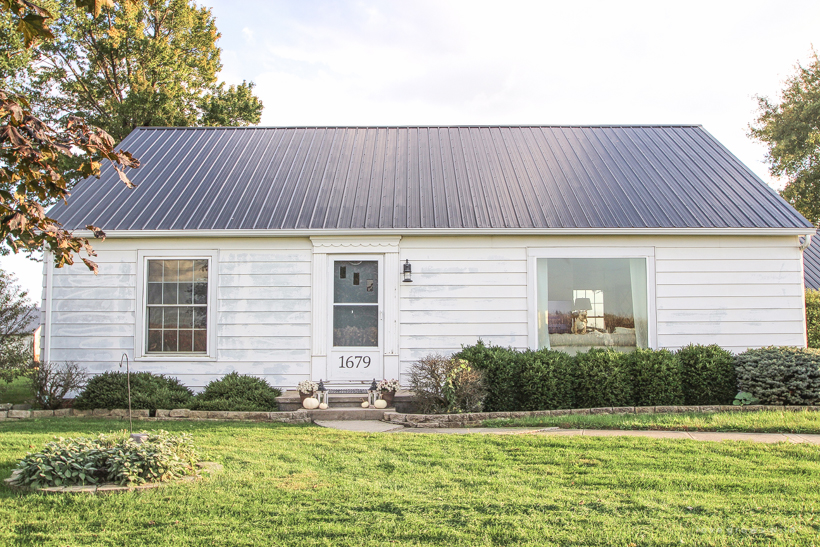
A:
[
  {"left": 807, "top": 289, "right": 820, "bottom": 349},
  {"left": 676, "top": 344, "right": 737, "bottom": 405},
  {"left": 518, "top": 349, "right": 575, "bottom": 410},
  {"left": 454, "top": 341, "right": 522, "bottom": 412},
  {"left": 573, "top": 349, "right": 633, "bottom": 408},
  {"left": 627, "top": 348, "right": 683, "bottom": 407},
  {"left": 735, "top": 346, "right": 820, "bottom": 405},
  {"left": 11, "top": 430, "right": 198, "bottom": 489},
  {"left": 190, "top": 372, "right": 281, "bottom": 411},
  {"left": 73, "top": 371, "right": 193, "bottom": 411}
]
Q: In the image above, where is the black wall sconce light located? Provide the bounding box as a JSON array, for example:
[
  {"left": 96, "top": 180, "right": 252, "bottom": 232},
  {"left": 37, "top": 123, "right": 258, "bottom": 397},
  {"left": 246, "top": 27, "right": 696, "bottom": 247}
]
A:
[{"left": 402, "top": 259, "right": 413, "bottom": 283}]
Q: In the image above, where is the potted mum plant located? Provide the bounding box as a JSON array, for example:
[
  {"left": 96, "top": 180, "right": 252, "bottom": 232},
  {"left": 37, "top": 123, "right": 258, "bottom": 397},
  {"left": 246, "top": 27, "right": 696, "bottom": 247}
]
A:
[
  {"left": 376, "top": 379, "right": 400, "bottom": 407},
  {"left": 297, "top": 380, "right": 318, "bottom": 403}
]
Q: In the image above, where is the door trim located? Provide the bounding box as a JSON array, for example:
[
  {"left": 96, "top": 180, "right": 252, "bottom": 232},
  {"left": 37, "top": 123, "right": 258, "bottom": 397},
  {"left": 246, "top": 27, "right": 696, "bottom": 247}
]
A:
[
  {"left": 310, "top": 237, "right": 401, "bottom": 383},
  {"left": 326, "top": 255, "right": 383, "bottom": 382}
]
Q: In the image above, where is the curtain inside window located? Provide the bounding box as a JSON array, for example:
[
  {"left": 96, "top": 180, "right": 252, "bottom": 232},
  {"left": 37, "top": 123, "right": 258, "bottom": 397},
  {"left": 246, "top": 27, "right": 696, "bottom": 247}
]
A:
[
  {"left": 536, "top": 258, "right": 550, "bottom": 349},
  {"left": 629, "top": 258, "right": 649, "bottom": 348}
]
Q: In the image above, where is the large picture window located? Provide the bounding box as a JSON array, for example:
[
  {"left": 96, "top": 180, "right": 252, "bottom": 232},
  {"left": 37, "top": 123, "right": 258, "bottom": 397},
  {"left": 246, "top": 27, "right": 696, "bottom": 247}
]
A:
[
  {"left": 145, "top": 259, "right": 209, "bottom": 353},
  {"left": 536, "top": 257, "right": 648, "bottom": 353}
]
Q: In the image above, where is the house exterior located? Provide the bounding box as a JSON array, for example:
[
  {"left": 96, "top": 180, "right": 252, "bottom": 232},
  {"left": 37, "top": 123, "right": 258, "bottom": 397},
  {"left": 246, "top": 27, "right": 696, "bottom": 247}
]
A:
[{"left": 41, "top": 125, "right": 815, "bottom": 389}]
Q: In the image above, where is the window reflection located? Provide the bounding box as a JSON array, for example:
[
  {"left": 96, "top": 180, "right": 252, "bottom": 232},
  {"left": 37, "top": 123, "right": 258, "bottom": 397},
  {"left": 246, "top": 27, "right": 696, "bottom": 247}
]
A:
[
  {"left": 536, "top": 258, "right": 648, "bottom": 354},
  {"left": 146, "top": 259, "right": 208, "bottom": 353}
]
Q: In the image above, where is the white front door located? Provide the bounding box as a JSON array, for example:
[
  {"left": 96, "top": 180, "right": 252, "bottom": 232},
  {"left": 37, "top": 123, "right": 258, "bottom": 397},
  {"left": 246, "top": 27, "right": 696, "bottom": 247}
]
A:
[{"left": 326, "top": 256, "right": 384, "bottom": 382}]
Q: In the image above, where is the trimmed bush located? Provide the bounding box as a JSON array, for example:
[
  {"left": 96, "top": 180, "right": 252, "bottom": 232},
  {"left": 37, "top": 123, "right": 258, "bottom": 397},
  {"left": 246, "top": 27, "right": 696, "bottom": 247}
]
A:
[
  {"left": 574, "top": 349, "right": 633, "bottom": 408},
  {"left": 455, "top": 341, "right": 522, "bottom": 412},
  {"left": 190, "top": 372, "right": 281, "bottom": 411},
  {"left": 677, "top": 344, "right": 737, "bottom": 405},
  {"left": 11, "top": 430, "right": 197, "bottom": 488},
  {"left": 735, "top": 346, "right": 820, "bottom": 405},
  {"left": 807, "top": 289, "right": 820, "bottom": 349},
  {"left": 627, "top": 348, "right": 683, "bottom": 407},
  {"left": 73, "top": 371, "right": 193, "bottom": 411},
  {"left": 518, "top": 349, "right": 575, "bottom": 410}
]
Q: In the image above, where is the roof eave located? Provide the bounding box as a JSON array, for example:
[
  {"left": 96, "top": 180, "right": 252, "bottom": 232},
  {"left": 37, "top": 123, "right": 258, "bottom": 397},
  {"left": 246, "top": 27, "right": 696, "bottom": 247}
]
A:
[{"left": 73, "top": 227, "right": 816, "bottom": 239}]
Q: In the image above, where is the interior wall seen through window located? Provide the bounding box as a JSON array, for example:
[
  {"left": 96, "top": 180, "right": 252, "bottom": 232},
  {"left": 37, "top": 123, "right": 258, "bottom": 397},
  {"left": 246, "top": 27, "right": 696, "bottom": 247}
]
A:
[{"left": 536, "top": 257, "right": 648, "bottom": 353}]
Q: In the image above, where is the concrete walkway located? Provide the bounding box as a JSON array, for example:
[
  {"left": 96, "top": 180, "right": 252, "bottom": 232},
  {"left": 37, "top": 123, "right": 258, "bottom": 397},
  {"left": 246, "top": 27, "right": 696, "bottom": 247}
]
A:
[{"left": 314, "top": 421, "right": 820, "bottom": 444}]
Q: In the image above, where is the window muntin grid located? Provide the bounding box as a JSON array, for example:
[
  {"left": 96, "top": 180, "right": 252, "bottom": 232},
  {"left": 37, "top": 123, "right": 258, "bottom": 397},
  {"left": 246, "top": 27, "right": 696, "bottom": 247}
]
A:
[{"left": 146, "top": 259, "right": 208, "bottom": 353}]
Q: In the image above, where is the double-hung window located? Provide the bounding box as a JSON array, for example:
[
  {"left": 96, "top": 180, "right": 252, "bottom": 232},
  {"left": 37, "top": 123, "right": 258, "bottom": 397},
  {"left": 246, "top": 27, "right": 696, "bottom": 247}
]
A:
[{"left": 138, "top": 252, "right": 216, "bottom": 359}]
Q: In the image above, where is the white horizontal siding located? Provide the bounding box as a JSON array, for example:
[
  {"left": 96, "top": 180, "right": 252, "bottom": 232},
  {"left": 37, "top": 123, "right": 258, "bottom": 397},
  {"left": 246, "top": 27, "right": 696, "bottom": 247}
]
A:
[
  {"left": 47, "top": 239, "right": 313, "bottom": 389},
  {"left": 654, "top": 241, "right": 805, "bottom": 351},
  {"left": 398, "top": 239, "right": 530, "bottom": 382},
  {"left": 213, "top": 247, "right": 312, "bottom": 387}
]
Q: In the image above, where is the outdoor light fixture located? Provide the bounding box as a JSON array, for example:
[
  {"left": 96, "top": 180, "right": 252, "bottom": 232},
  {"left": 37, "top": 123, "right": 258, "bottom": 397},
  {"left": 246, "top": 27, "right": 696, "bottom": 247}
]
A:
[
  {"left": 402, "top": 259, "right": 413, "bottom": 282},
  {"left": 317, "top": 379, "right": 328, "bottom": 406}
]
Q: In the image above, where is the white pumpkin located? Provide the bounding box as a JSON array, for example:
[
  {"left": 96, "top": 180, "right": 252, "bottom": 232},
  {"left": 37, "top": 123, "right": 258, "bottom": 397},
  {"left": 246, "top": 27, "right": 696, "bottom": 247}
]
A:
[
  {"left": 318, "top": 403, "right": 329, "bottom": 410},
  {"left": 361, "top": 401, "right": 370, "bottom": 408},
  {"left": 374, "top": 399, "right": 387, "bottom": 409},
  {"left": 302, "top": 397, "right": 320, "bottom": 410}
]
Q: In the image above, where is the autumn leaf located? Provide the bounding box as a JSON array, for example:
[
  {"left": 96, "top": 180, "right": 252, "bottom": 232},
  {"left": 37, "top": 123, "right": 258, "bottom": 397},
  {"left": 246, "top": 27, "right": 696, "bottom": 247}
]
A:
[
  {"left": 74, "top": 0, "right": 115, "bottom": 17},
  {"left": 16, "top": 13, "right": 54, "bottom": 47},
  {"left": 81, "top": 258, "right": 99, "bottom": 274},
  {"left": 86, "top": 225, "right": 106, "bottom": 239}
]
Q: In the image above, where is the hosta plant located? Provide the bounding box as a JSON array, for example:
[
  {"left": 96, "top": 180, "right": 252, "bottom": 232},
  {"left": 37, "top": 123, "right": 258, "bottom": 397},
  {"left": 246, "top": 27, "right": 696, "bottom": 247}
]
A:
[{"left": 11, "top": 430, "right": 198, "bottom": 489}]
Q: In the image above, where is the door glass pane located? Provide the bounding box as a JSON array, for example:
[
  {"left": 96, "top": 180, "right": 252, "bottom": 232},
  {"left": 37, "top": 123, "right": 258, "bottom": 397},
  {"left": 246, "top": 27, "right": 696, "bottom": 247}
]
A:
[
  {"left": 333, "top": 305, "right": 378, "bottom": 347},
  {"left": 334, "top": 261, "right": 378, "bottom": 303}
]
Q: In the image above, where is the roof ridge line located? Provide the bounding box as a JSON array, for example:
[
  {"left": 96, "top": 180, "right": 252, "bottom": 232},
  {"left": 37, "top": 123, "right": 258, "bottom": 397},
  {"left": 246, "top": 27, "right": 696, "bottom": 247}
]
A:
[{"left": 133, "top": 124, "right": 705, "bottom": 130}]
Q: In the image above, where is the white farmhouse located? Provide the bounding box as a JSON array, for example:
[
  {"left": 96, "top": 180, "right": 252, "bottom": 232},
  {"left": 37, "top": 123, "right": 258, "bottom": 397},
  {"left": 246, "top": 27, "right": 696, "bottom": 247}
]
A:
[{"left": 41, "top": 125, "right": 815, "bottom": 389}]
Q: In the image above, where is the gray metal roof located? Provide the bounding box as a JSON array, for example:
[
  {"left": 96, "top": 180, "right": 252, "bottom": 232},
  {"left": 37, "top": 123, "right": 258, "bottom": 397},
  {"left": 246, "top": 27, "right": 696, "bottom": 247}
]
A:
[
  {"left": 49, "top": 125, "right": 812, "bottom": 231},
  {"left": 805, "top": 232, "right": 820, "bottom": 290}
]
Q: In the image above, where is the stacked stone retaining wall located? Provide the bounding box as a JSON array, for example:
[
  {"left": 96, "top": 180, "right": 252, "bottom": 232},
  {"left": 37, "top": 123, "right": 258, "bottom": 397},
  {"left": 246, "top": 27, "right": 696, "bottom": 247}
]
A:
[
  {"left": 0, "top": 407, "right": 311, "bottom": 424},
  {"left": 383, "top": 405, "right": 820, "bottom": 428}
]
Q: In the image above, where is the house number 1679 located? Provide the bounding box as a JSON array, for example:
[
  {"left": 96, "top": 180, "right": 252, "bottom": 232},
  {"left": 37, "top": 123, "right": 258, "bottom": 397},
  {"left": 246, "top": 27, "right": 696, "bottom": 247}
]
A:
[{"left": 339, "top": 356, "right": 371, "bottom": 368}]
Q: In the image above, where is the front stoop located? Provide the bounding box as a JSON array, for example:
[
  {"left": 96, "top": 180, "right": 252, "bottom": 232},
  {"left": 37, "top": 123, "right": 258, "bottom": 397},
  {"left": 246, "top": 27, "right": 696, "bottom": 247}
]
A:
[
  {"left": 276, "top": 390, "right": 417, "bottom": 413},
  {"left": 296, "top": 408, "right": 392, "bottom": 420}
]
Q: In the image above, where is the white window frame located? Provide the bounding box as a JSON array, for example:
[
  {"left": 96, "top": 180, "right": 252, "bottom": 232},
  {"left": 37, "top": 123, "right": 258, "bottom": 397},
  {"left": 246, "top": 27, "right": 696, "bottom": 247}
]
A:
[
  {"left": 135, "top": 249, "right": 218, "bottom": 361},
  {"left": 526, "top": 246, "right": 657, "bottom": 350}
]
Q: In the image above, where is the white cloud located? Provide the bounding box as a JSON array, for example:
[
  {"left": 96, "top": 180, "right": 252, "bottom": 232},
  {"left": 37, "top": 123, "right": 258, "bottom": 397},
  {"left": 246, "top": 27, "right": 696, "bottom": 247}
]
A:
[{"left": 8, "top": 0, "right": 820, "bottom": 289}]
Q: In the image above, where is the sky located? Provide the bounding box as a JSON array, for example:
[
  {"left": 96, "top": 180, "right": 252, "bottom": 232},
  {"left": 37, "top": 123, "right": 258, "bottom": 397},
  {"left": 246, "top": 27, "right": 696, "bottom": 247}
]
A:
[{"left": 2, "top": 0, "right": 819, "bottom": 303}]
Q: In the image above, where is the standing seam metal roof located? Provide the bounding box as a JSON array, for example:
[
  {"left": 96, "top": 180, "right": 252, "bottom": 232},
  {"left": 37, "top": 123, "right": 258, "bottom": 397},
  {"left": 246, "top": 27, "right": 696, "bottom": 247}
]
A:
[
  {"left": 804, "top": 232, "right": 820, "bottom": 290},
  {"left": 48, "top": 125, "right": 813, "bottom": 231}
]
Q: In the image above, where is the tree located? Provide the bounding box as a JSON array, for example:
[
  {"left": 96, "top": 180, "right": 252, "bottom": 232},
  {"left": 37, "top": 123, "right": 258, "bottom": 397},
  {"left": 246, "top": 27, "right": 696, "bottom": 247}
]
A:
[
  {"left": 0, "top": 267, "right": 37, "bottom": 383},
  {"left": 16, "top": 0, "right": 263, "bottom": 141},
  {"left": 750, "top": 50, "right": 820, "bottom": 226},
  {"left": 1, "top": 0, "right": 141, "bottom": 272}
]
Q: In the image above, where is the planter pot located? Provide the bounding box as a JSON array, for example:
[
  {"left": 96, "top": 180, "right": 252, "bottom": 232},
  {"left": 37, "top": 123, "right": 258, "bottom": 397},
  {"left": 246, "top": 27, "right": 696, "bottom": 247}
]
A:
[
  {"left": 299, "top": 392, "right": 315, "bottom": 403},
  {"left": 380, "top": 391, "right": 395, "bottom": 407}
]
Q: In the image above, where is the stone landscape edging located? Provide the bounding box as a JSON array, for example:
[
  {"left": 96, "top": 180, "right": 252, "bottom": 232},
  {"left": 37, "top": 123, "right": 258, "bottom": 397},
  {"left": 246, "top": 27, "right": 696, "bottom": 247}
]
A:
[
  {"left": 1, "top": 405, "right": 818, "bottom": 426},
  {"left": 4, "top": 462, "right": 223, "bottom": 495},
  {"left": 382, "top": 404, "right": 820, "bottom": 428},
  {"left": 0, "top": 408, "right": 311, "bottom": 423}
]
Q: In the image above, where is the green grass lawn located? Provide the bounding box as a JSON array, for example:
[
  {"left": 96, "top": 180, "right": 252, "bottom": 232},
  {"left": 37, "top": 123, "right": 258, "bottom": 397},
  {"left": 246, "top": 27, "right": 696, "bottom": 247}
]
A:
[
  {"left": 0, "top": 377, "right": 33, "bottom": 405},
  {"left": 1, "top": 419, "right": 819, "bottom": 546},
  {"left": 483, "top": 410, "right": 820, "bottom": 434}
]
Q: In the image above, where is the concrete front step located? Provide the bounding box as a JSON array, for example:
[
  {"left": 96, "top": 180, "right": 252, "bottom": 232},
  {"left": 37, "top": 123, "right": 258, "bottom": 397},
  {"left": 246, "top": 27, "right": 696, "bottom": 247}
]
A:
[
  {"left": 276, "top": 391, "right": 374, "bottom": 411},
  {"left": 276, "top": 390, "right": 416, "bottom": 413},
  {"left": 297, "top": 408, "right": 393, "bottom": 420}
]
